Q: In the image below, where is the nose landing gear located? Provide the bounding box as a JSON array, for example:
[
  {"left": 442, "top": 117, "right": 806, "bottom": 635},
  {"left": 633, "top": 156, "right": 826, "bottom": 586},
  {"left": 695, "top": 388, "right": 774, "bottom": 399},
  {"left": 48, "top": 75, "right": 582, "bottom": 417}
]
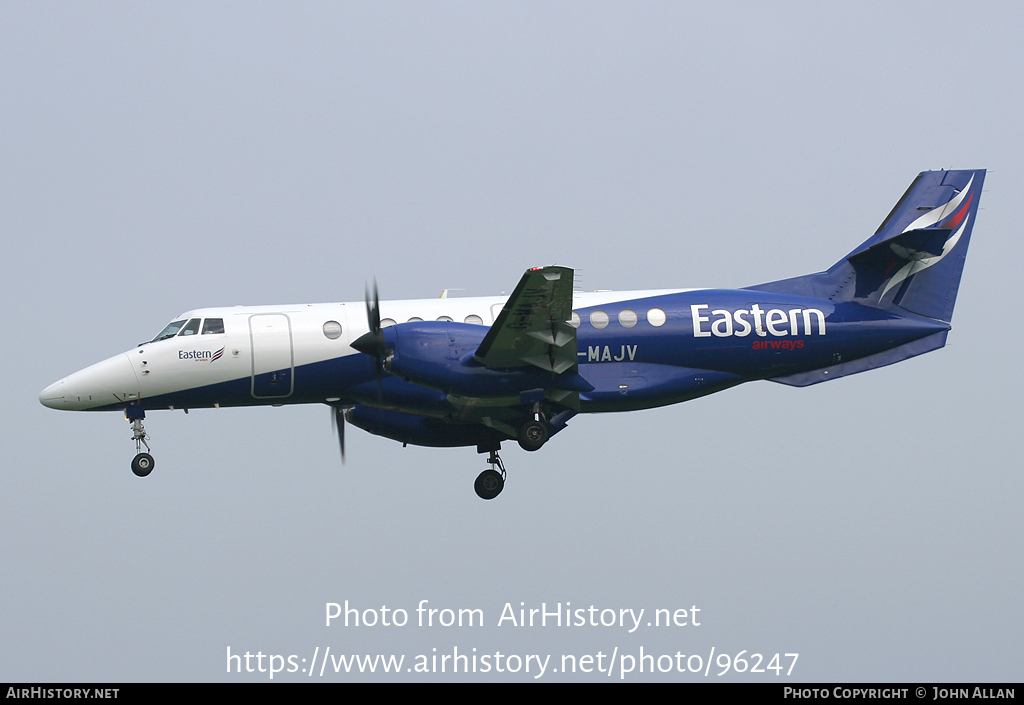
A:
[
  {"left": 474, "top": 450, "right": 506, "bottom": 500},
  {"left": 131, "top": 449, "right": 154, "bottom": 477},
  {"left": 126, "top": 407, "right": 154, "bottom": 477}
]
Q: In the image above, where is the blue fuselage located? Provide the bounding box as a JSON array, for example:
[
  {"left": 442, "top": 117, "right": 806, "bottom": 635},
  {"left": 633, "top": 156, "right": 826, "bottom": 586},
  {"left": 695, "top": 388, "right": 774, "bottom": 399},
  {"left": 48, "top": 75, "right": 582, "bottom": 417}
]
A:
[{"left": 39, "top": 288, "right": 949, "bottom": 421}]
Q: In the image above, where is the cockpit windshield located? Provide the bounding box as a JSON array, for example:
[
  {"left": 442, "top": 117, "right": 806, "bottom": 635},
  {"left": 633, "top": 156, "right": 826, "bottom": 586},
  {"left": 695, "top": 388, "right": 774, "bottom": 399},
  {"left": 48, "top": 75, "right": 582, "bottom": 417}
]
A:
[
  {"left": 150, "top": 317, "right": 226, "bottom": 342},
  {"left": 151, "top": 320, "right": 187, "bottom": 342},
  {"left": 178, "top": 318, "right": 201, "bottom": 337}
]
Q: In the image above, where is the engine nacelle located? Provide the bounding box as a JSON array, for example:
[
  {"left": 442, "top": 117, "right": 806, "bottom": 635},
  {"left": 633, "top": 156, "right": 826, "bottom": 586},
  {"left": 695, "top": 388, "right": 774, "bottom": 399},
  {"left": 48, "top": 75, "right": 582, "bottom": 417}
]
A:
[
  {"left": 345, "top": 405, "right": 507, "bottom": 449},
  {"left": 382, "top": 321, "right": 590, "bottom": 398}
]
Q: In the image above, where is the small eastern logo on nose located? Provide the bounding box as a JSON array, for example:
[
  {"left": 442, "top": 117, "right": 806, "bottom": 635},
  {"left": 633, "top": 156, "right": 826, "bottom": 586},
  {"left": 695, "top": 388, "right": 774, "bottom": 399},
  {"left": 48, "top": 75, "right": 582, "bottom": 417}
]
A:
[{"left": 179, "top": 346, "right": 226, "bottom": 362}]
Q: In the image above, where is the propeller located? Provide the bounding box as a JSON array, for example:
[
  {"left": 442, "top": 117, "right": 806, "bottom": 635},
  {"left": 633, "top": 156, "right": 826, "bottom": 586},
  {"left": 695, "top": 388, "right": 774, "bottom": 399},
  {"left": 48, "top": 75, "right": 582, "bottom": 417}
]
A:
[
  {"left": 330, "top": 404, "right": 346, "bottom": 463},
  {"left": 351, "top": 280, "right": 385, "bottom": 356},
  {"left": 350, "top": 279, "right": 388, "bottom": 401},
  {"left": 332, "top": 280, "right": 389, "bottom": 465}
]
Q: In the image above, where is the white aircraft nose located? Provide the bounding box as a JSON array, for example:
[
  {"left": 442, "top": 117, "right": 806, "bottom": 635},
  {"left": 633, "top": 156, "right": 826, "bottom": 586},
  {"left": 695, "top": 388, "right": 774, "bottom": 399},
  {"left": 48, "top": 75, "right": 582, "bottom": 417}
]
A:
[
  {"left": 40, "top": 353, "right": 140, "bottom": 411},
  {"left": 39, "top": 379, "right": 68, "bottom": 409}
]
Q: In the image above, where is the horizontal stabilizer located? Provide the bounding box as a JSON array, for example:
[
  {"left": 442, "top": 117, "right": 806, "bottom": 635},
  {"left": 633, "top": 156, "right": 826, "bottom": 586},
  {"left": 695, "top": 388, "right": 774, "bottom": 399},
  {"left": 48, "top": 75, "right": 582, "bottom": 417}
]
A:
[
  {"left": 844, "top": 227, "right": 954, "bottom": 300},
  {"left": 849, "top": 226, "right": 951, "bottom": 262}
]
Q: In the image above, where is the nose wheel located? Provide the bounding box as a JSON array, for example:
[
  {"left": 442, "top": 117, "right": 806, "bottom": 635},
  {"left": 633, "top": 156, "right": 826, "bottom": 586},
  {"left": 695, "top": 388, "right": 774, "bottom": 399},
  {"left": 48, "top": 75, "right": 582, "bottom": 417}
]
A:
[
  {"left": 132, "top": 452, "right": 154, "bottom": 477},
  {"left": 127, "top": 408, "right": 154, "bottom": 477},
  {"left": 474, "top": 450, "right": 506, "bottom": 500}
]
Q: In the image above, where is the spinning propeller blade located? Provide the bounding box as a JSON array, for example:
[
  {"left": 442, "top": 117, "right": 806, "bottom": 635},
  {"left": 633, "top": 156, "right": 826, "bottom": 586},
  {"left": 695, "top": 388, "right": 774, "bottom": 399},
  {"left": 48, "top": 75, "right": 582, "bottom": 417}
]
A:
[
  {"left": 330, "top": 405, "right": 346, "bottom": 464},
  {"left": 350, "top": 279, "right": 387, "bottom": 401}
]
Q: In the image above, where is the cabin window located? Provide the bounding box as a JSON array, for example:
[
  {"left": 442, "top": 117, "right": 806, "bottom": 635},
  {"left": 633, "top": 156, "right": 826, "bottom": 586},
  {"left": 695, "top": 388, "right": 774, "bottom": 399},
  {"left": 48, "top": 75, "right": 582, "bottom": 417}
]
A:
[
  {"left": 618, "top": 309, "right": 638, "bottom": 328},
  {"left": 202, "top": 318, "right": 225, "bottom": 335},
  {"left": 381, "top": 318, "right": 397, "bottom": 327},
  {"left": 152, "top": 320, "right": 187, "bottom": 342},
  {"left": 647, "top": 308, "right": 667, "bottom": 327},
  {"left": 569, "top": 312, "right": 581, "bottom": 328},
  {"left": 407, "top": 317, "right": 423, "bottom": 323},
  {"left": 436, "top": 316, "right": 453, "bottom": 322},
  {"left": 464, "top": 314, "right": 483, "bottom": 325},
  {"left": 322, "top": 321, "right": 342, "bottom": 339},
  {"left": 177, "top": 318, "right": 201, "bottom": 337},
  {"left": 589, "top": 310, "right": 609, "bottom": 329}
]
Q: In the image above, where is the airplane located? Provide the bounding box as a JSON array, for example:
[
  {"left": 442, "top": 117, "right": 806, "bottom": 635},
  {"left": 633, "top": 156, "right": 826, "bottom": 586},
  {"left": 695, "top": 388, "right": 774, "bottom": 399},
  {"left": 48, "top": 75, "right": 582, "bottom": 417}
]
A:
[{"left": 39, "top": 169, "right": 984, "bottom": 499}]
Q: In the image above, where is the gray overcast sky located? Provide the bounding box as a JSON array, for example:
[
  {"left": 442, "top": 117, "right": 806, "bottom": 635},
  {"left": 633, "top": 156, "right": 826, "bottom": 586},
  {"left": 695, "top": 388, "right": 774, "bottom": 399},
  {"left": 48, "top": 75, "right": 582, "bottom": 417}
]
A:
[{"left": 2, "top": 1, "right": 1021, "bottom": 682}]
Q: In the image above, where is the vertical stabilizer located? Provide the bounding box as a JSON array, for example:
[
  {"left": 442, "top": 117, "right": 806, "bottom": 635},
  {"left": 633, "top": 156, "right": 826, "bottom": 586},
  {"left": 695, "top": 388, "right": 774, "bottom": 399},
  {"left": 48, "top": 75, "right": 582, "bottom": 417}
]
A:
[{"left": 748, "top": 169, "right": 985, "bottom": 323}]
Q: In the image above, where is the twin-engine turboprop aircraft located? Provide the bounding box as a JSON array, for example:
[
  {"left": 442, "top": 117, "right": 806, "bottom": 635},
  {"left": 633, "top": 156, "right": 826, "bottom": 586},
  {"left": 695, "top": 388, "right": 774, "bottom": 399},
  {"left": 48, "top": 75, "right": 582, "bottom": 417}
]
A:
[{"left": 40, "top": 169, "right": 984, "bottom": 499}]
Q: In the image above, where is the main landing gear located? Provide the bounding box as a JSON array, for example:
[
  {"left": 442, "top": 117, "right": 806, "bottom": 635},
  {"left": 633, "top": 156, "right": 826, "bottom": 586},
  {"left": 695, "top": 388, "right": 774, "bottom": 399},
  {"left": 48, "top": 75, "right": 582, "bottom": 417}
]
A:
[
  {"left": 517, "top": 418, "right": 550, "bottom": 452},
  {"left": 473, "top": 412, "right": 554, "bottom": 499},
  {"left": 517, "top": 403, "right": 551, "bottom": 452},
  {"left": 126, "top": 407, "right": 154, "bottom": 477},
  {"left": 474, "top": 450, "right": 506, "bottom": 500}
]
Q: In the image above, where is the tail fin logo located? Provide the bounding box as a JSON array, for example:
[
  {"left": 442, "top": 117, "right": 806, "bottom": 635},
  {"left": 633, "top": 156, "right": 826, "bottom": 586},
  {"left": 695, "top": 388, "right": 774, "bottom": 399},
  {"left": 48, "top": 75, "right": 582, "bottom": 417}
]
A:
[
  {"left": 880, "top": 176, "right": 975, "bottom": 299},
  {"left": 901, "top": 174, "right": 975, "bottom": 232}
]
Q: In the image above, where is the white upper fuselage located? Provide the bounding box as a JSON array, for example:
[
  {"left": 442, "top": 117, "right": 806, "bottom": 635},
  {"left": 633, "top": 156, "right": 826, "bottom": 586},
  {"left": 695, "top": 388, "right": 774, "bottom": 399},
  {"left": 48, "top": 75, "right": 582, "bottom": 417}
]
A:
[{"left": 39, "top": 289, "right": 688, "bottom": 412}]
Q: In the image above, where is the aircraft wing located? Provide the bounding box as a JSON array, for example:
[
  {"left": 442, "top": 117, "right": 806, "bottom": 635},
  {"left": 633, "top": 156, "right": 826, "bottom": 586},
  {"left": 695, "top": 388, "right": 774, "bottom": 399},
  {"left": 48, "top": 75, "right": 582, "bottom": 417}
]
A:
[{"left": 473, "top": 266, "right": 577, "bottom": 375}]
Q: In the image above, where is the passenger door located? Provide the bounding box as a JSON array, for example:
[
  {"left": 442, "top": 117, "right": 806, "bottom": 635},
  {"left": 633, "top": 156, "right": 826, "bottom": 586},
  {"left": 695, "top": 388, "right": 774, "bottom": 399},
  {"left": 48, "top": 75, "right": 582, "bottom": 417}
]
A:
[{"left": 249, "top": 314, "right": 294, "bottom": 399}]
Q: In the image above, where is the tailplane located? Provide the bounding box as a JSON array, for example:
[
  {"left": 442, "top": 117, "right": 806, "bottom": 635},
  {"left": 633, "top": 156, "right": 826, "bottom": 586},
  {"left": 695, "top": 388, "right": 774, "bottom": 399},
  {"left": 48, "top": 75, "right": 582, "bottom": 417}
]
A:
[{"left": 748, "top": 169, "right": 985, "bottom": 323}]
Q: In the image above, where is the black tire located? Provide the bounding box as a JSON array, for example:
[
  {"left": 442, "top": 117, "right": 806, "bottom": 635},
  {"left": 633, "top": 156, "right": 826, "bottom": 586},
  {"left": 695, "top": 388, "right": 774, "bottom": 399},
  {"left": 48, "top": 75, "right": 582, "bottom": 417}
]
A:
[
  {"left": 474, "top": 469, "right": 504, "bottom": 500},
  {"left": 517, "top": 419, "right": 549, "bottom": 452},
  {"left": 131, "top": 453, "right": 154, "bottom": 477}
]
